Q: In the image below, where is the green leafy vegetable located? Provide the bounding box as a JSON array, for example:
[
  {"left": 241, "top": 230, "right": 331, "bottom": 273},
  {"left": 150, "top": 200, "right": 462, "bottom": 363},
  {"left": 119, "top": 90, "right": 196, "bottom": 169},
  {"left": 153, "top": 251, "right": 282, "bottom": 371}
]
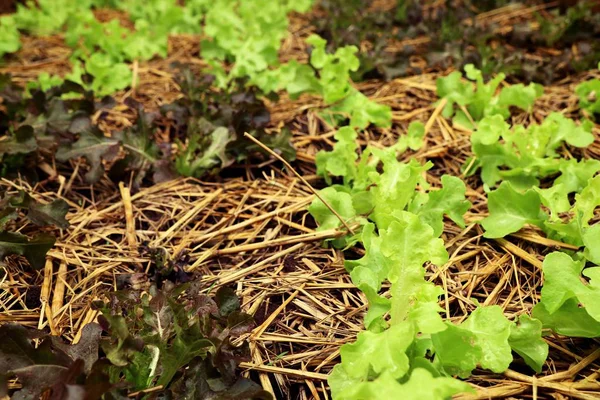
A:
[
  {"left": 381, "top": 211, "right": 448, "bottom": 324},
  {"left": 508, "top": 315, "right": 549, "bottom": 373},
  {"left": 255, "top": 35, "right": 392, "bottom": 130},
  {"left": 536, "top": 252, "right": 600, "bottom": 320},
  {"left": 437, "top": 64, "right": 543, "bottom": 127},
  {"left": 533, "top": 298, "right": 600, "bottom": 338},
  {"left": 467, "top": 112, "right": 595, "bottom": 190},
  {"left": 335, "top": 368, "right": 471, "bottom": 400},
  {"left": 305, "top": 35, "right": 391, "bottom": 129},
  {"left": 315, "top": 126, "right": 358, "bottom": 184},
  {"left": 577, "top": 76, "right": 600, "bottom": 118},
  {"left": 471, "top": 104, "right": 600, "bottom": 268},
  {"left": 410, "top": 175, "right": 471, "bottom": 237},
  {"left": 308, "top": 187, "right": 356, "bottom": 231},
  {"left": 404, "top": 121, "right": 427, "bottom": 151},
  {"left": 335, "top": 322, "right": 414, "bottom": 383},
  {"left": 480, "top": 182, "right": 546, "bottom": 238},
  {"left": 369, "top": 158, "right": 430, "bottom": 229},
  {"left": 308, "top": 60, "right": 556, "bottom": 399},
  {"left": 306, "top": 35, "right": 359, "bottom": 104},
  {"left": 201, "top": 0, "right": 313, "bottom": 87},
  {"left": 5, "top": 0, "right": 216, "bottom": 95},
  {"left": 0, "top": 16, "right": 21, "bottom": 57},
  {"left": 533, "top": 251, "right": 600, "bottom": 338},
  {"left": 433, "top": 306, "right": 513, "bottom": 377},
  {"left": 83, "top": 53, "right": 133, "bottom": 96},
  {"left": 543, "top": 175, "right": 600, "bottom": 263},
  {"left": 432, "top": 307, "right": 547, "bottom": 377}
]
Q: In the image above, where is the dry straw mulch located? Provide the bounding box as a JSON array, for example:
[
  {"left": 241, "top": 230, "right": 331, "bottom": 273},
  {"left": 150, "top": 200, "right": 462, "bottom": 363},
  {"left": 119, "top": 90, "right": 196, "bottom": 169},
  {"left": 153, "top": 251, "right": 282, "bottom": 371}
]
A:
[{"left": 2, "top": 4, "right": 600, "bottom": 400}]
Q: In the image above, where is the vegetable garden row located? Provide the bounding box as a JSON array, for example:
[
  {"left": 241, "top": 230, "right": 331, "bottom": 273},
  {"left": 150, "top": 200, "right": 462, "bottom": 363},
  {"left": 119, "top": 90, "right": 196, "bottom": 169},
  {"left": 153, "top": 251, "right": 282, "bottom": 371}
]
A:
[{"left": 1, "top": 0, "right": 600, "bottom": 399}]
